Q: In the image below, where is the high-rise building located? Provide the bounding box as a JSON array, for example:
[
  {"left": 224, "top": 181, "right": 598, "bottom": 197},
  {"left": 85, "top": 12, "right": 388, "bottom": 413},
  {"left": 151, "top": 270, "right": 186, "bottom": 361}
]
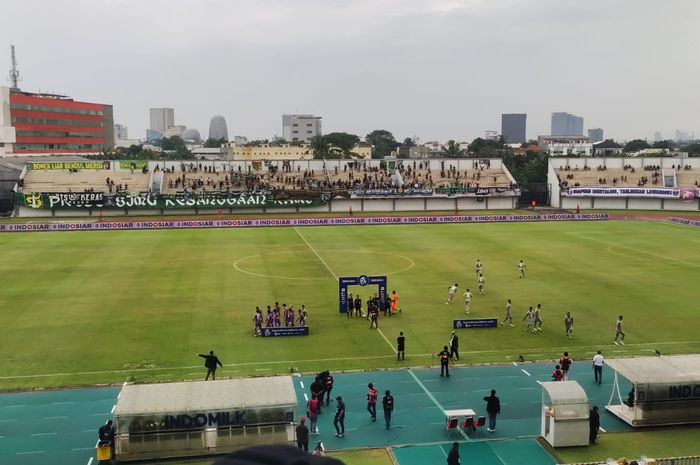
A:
[
  {"left": 2, "top": 86, "right": 113, "bottom": 154},
  {"left": 654, "top": 131, "right": 662, "bottom": 142},
  {"left": 282, "top": 114, "right": 322, "bottom": 142},
  {"left": 149, "top": 108, "right": 175, "bottom": 135},
  {"left": 114, "top": 123, "right": 128, "bottom": 140},
  {"left": 501, "top": 114, "right": 526, "bottom": 144},
  {"left": 0, "top": 87, "right": 16, "bottom": 156},
  {"left": 551, "top": 112, "right": 584, "bottom": 136},
  {"left": 208, "top": 115, "right": 229, "bottom": 141},
  {"left": 587, "top": 128, "right": 604, "bottom": 143}
]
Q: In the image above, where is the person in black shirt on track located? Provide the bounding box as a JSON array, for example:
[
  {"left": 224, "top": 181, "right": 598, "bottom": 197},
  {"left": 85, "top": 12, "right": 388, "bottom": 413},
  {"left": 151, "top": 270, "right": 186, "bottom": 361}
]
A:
[
  {"left": 438, "top": 346, "right": 451, "bottom": 377},
  {"left": 198, "top": 351, "right": 223, "bottom": 380}
]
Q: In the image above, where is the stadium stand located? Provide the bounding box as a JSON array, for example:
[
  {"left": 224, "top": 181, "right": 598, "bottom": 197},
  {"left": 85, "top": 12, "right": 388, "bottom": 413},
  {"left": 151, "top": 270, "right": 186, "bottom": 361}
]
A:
[{"left": 22, "top": 169, "right": 150, "bottom": 193}]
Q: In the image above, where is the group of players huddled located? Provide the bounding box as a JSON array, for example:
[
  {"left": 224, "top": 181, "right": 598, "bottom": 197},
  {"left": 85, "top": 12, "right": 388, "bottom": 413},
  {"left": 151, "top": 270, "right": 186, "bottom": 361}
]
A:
[
  {"left": 253, "top": 303, "right": 308, "bottom": 336},
  {"left": 346, "top": 291, "right": 400, "bottom": 328}
]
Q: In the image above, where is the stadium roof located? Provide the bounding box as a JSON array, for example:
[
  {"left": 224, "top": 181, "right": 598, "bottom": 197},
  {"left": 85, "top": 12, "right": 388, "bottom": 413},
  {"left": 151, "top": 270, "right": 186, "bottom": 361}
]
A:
[
  {"left": 114, "top": 376, "right": 296, "bottom": 416},
  {"left": 606, "top": 355, "right": 700, "bottom": 384}
]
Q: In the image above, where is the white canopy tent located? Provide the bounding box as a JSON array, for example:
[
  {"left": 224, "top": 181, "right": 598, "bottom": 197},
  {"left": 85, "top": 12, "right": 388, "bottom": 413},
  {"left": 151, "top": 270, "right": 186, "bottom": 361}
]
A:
[{"left": 606, "top": 355, "right": 700, "bottom": 426}]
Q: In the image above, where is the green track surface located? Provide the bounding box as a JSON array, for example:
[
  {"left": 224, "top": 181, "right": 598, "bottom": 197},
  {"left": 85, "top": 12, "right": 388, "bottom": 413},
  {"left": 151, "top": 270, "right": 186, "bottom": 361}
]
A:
[{"left": 1, "top": 219, "right": 699, "bottom": 391}]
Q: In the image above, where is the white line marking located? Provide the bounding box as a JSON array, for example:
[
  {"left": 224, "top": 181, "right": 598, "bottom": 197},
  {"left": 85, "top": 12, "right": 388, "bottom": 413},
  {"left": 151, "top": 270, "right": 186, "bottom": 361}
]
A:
[
  {"left": 42, "top": 416, "right": 68, "bottom": 419},
  {"left": 574, "top": 233, "right": 700, "bottom": 268},
  {"left": 31, "top": 432, "right": 58, "bottom": 436},
  {"left": 17, "top": 451, "right": 46, "bottom": 455},
  {"left": 536, "top": 380, "right": 543, "bottom": 386},
  {"left": 599, "top": 426, "right": 607, "bottom": 432},
  {"left": 407, "top": 369, "right": 468, "bottom": 441},
  {"left": 88, "top": 457, "right": 94, "bottom": 465},
  {"left": 521, "top": 369, "right": 531, "bottom": 376},
  {"left": 516, "top": 387, "right": 537, "bottom": 390},
  {"left": 110, "top": 405, "right": 116, "bottom": 414},
  {"left": 294, "top": 227, "right": 338, "bottom": 280},
  {"left": 51, "top": 401, "right": 75, "bottom": 405},
  {"left": 303, "top": 393, "right": 309, "bottom": 401},
  {"left": 377, "top": 328, "right": 397, "bottom": 354},
  {"left": 0, "top": 419, "right": 18, "bottom": 422},
  {"left": 3, "top": 340, "right": 699, "bottom": 380},
  {"left": 254, "top": 368, "right": 271, "bottom": 371},
  {"left": 5, "top": 404, "right": 27, "bottom": 408},
  {"left": 300, "top": 381, "right": 305, "bottom": 389},
  {"left": 512, "top": 362, "right": 518, "bottom": 366},
  {"left": 72, "top": 447, "right": 94, "bottom": 451}
]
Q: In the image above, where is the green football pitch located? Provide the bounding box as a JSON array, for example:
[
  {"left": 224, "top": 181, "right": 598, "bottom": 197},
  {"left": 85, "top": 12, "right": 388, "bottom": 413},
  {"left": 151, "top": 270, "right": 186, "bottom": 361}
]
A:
[{"left": 0, "top": 218, "right": 698, "bottom": 391}]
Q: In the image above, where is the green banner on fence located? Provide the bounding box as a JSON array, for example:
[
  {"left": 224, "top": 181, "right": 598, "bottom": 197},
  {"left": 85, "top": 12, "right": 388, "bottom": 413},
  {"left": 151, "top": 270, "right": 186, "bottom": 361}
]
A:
[
  {"left": 118, "top": 161, "right": 148, "bottom": 170},
  {"left": 14, "top": 191, "right": 330, "bottom": 210}
]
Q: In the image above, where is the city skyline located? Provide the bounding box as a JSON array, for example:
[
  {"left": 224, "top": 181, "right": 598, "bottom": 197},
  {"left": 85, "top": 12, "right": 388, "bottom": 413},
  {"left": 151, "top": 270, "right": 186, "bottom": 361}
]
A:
[{"left": 1, "top": 0, "right": 699, "bottom": 143}]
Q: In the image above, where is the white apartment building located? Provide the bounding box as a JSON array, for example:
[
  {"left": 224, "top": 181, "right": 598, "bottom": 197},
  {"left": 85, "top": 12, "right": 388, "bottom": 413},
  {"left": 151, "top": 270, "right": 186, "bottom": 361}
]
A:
[{"left": 282, "top": 114, "right": 322, "bottom": 143}]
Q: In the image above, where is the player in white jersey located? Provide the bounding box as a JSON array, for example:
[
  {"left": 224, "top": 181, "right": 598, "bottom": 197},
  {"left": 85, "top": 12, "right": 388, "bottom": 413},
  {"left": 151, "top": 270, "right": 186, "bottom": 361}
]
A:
[
  {"left": 477, "top": 273, "right": 485, "bottom": 295},
  {"left": 502, "top": 299, "right": 514, "bottom": 326},
  {"left": 463, "top": 289, "right": 472, "bottom": 314},
  {"left": 475, "top": 259, "right": 482, "bottom": 275},
  {"left": 523, "top": 307, "right": 535, "bottom": 332},
  {"left": 518, "top": 260, "right": 526, "bottom": 278},
  {"left": 446, "top": 283, "right": 458, "bottom": 304},
  {"left": 564, "top": 312, "right": 574, "bottom": 339},
  {"left": 533, "top": 303, "right": 543, "bottom": 331},
  {"left": 614, "top": 315, "right": 625, "bottom": 345}
]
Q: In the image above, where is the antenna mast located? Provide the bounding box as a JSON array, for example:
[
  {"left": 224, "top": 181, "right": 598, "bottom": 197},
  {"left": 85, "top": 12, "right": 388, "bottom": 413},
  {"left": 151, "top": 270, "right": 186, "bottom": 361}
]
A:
[{"left": 9, "top": 45, "right": 21, "bottom": 90}]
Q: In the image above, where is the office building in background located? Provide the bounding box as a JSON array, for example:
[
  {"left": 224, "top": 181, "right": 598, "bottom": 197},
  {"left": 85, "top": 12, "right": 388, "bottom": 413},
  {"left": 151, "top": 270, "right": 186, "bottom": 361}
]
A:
[
  {"left": 208, "top": 115, "right": 229, "bottom": 141},
  {"left": 149, "top": 108, "right": 175, "bottom": 136},
  {"left": 551, "top": 112, "right": 584, "bottom": 136},
  {"left": 501, "top": 113, "right": 526, "bottom": 144},
  {"left": 114, "top": 123, "right": 128, "bottom": 140},
  {"left": 588, "top": 128, "right": 604, "bottom": 143},
  {"left": 282, "top": 114, "right": 322, "bottom": 142},
  {"left": 2, "top": 86, "right": 113, "bottom": 154}
]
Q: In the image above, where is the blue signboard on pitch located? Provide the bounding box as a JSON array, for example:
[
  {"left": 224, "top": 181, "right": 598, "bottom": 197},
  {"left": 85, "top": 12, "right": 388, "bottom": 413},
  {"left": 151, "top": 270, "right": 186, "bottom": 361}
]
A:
[
  {"left": 339, "top": 275, "right": 387, "bottom": 313},
  {"left": 260, "top": 327, "right": 309, "bottom": 337},
  {"left": 453, "top": 318, "right": 498, "bottom": 329}
]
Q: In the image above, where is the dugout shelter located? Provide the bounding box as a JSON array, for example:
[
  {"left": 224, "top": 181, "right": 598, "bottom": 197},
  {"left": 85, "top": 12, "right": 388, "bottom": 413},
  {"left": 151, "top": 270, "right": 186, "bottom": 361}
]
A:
[
  {"left": 606, "top": 355, "right": 700, "bottom": 427},
  {"left": 540, "top": 381, "right": 589, "bottom": 447},
  {"left": 113, "top": 376, "right": 296, "bottom": 461}
]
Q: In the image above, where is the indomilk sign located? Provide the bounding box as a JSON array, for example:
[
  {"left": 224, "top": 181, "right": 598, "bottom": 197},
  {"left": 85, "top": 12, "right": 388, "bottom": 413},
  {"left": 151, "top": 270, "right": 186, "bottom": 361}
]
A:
[{"left": 163, "top": 410, "right": 247, "bottom": 430}]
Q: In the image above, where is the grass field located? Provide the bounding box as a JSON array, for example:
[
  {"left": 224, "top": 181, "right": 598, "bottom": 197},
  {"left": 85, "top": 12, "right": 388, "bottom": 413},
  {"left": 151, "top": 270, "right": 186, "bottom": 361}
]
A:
[{"left": 0, "top": 218, "right": 698, "bottom": 391}]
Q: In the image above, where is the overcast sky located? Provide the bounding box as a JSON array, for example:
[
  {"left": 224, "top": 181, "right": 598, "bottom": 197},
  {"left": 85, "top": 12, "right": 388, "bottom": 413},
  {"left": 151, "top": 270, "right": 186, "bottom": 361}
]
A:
[{"left": 2, "top": 0, "right": 699, "bottom": 142}]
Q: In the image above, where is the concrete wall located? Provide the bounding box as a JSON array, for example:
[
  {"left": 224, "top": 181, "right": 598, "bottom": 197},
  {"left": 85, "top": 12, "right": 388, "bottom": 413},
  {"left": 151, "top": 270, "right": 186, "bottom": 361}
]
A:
[{"left": 17, "top": 196, "right": 519, "bottom": 217}]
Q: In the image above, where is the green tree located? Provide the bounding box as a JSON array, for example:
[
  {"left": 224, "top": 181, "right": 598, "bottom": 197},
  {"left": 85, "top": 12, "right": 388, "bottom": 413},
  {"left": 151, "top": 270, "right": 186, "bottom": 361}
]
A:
[
  {"left": 324, "top": 132, "right": 360, "bottom": 154},
  {"left": 365, "top": 130, "right": 399, "bottom": 159},
  {"left": 623, "top": 139, "right": 651, "bottom": 153},
  {"left": 682, "top": 141, "right": 700, "bottom": 156},
  {"left": 310, "top": 135, "right": 330, "bottom": 159},
  {"left": 203, "top": 138, "right": 227, "bottom": 148},
  {"left": 652, "top": 140, "right": 675, "bottom": 150},
  {"left": 444, "top": 140, "right": 462, "bottom": 157},
  {"left": 403, "top": 137, "right": 416, "bottom": 146}
]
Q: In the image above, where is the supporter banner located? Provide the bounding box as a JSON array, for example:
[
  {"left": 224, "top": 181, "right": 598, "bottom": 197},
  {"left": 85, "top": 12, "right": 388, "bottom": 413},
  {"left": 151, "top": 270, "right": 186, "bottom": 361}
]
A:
[
  {"left": 667, "top": 217, "right": 700, "bottom": 228},
  {"left": 349, "top": 188, "right": 434, "bottom": 197},
  {"left": 680, "top": 189, "right": 697, "bottom": 202},
  {"left": 453, "top": 318, "right": 498, "bottom": 329},
  {"left": 27, "top": 161, "right": 110, "bottom": 170},
  {"left": 0, "top": 213, "right": 609, "bottom": 233},
  {"left": 563, "top": 187, "right": 681, "bottom": 198},
  {"left": 260, "top": 326, "right": 309, "bottom": 337},
  {"left": 435, "top": 187, "right": 515, "bottom": 197},
  {"left": 119, "top": 161, "right": 148, "bottom": 170},
  {"left": 14, "top": 192, "right": 330, "bottom": 210}
]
